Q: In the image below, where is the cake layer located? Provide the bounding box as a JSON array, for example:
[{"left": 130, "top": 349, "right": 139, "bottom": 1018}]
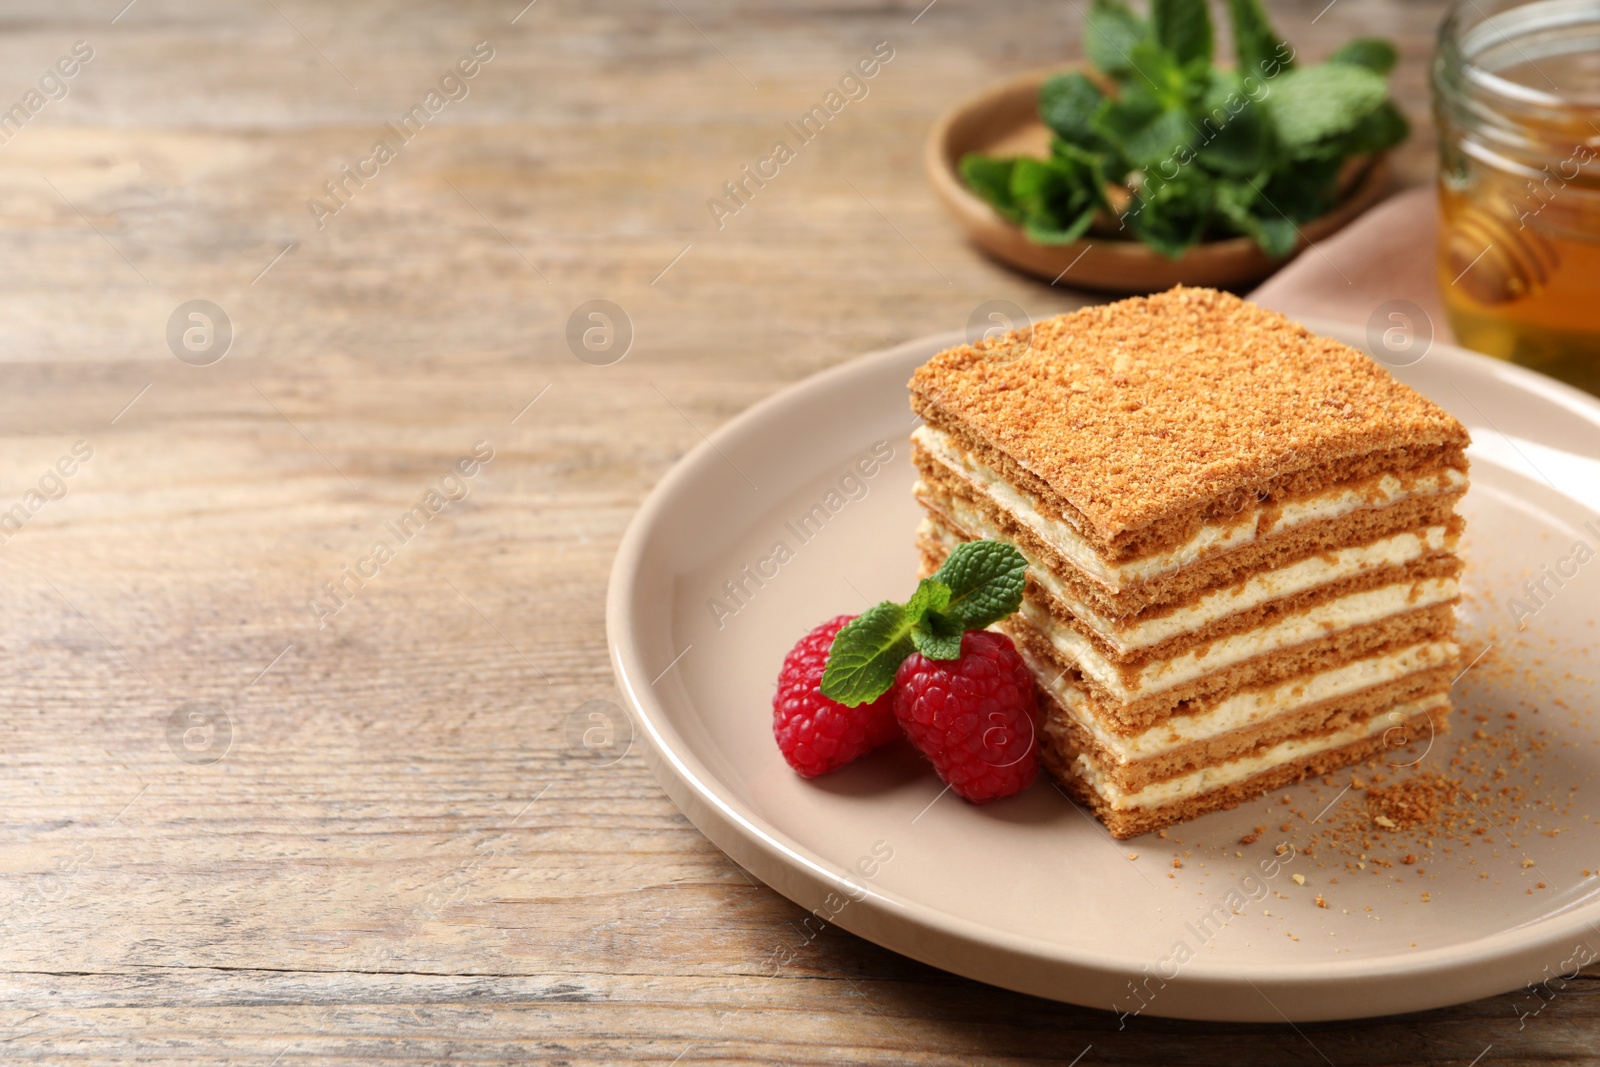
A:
[
  {"left": 1019, "top": 633, "right": 1458, "bottom": 756},
  {"left": 907, "top": 288, "right": 1471, "bottom": 560},
  {"left": 914, "top": 423, "right": 1467, "bottom": 588},
  {"left": 919, "top": 513, "right": 1461, "bottom": 663},
  {"left": 1041, "top": 698, "right": 1450, "bottom": 839},
  {"left": 1032, "top": 651, "right": 1455, "bottom": 793},
  {"left": 914, "top": 447, "right": 1465, "bottom": 616},
  {"left": 1001, "top": 602, "right": 1459, "bottom": 730},
  {"left": 1018, "top": 572, "right": 1458, "bottom": 700}
]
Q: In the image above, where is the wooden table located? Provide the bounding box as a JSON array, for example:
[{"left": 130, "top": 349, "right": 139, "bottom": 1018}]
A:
[{"left": 2, "top": 1, "right": 1593, "bottom": 1062}]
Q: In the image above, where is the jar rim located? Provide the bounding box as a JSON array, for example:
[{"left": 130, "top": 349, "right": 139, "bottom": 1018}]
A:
[{"left": 1443, "top": 0, "right": 1600, "bottom": 113}]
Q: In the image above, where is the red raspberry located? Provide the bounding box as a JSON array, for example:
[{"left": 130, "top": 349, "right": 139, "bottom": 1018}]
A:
[
  {"left": 773, "top": 615, "right": 901, "bottom": 778},
  {"left": 893, "top": 630, "right": 1038, "bottom": 802}
]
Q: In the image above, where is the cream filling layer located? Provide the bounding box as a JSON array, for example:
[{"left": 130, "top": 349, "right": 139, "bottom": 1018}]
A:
[
  {"left": 1019, "top": 638, "right": 1458, "bottom": 762},
  {"left": 1018, "top": 577, "right": 1460, "bottom": 701},
  {"left": 921, "top": 504, "right": 1455, "bottom": 654},
  {"left": 914, "top": 424, "right": 1467, "bottom": 591},
  {"left": 1070, "top": 694, "right": 1450, "bottom": 811}
]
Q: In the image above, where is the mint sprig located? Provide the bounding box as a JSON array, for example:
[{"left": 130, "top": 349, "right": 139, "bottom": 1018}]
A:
[{"left": 819, "top": 540, "right": 1028, "bottom": 708}]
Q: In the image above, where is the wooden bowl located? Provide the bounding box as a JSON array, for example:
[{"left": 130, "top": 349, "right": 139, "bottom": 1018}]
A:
[{"left": 925, "top": 67, "right": 1393, "bottom": 293}]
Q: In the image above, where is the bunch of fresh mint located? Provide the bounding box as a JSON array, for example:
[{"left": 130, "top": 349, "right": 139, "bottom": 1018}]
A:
[{"left": 959, "top": 0, "right": 1408, "bottom": 258}]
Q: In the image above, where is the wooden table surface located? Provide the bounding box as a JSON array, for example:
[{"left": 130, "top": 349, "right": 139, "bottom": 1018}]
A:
[{"left": 3, "top": 1, "right": 1595, "bottom": 1063}]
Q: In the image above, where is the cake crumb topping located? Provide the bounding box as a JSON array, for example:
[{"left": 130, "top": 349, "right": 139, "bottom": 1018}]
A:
[{"left": 909, "top": 287, "right": 1469, "bottom": 542}]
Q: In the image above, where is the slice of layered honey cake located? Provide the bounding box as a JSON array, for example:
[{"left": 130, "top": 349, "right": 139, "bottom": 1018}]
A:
[{"left": 907, "top": 287, "right": 1470, "bottom": 838}]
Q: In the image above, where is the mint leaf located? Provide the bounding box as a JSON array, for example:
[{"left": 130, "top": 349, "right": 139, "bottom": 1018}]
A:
[
  {"left": 910, "top": 612, "right": 964, "bottom": 661},
  {"left": 1193, "top": 71, "right": 1269, "bottom": 176},
  {"left": 1125, "top": 167, "right": 1214, "bottom": 257},
  {"left": 1253, "top": 214, "right": 1299, "bottom": 258},
  {"left": 959, "top": 154, "right": 1022, "bottom": 222},
  {"left": 931, "top": 540, "right": 1028, "bottom": 632},
  {"left": 1151, "top": 0, "right": 1213, "bottom": 66},
  {"left": 1340, "top": 99, "right": 1410, "bottom": 155},
  {"left": 905, "top": 577, "right": 951, "bottom": 624},
  {"left": 1122, "top": 39, "right": 1190, "bottom": 111},
  {"left": 1215, "top": 180, "right": 1298, "bottom": 257},
  {"left": 910, "top": 629, "right": 963, "bottom": 660},
  {"left": 1010, "top": 156, "right": 1101, "bottom": 245},
  {"left": 1051, "top": 138, "right": 1115, "bottom": 204},
  {"left": 960, "top": 143, "right": 1106, "bottom": 245},
  {"left": 1092, "top": 95, "right": 1157, "bottom": 155},
  {"left": 819, "top": 601, "right": 915, "bottom": 707},
  {"left": 1024, "top": 209, "right": 1097, "bottom": 245},
  {"left": 1261, "top": 154, "right": 1344, "bottom": 221},
  {"left": 1035, "top": 140, "right": 1114, "bottom": 242},
  {"left": 1327, "top": 37, "right": 1397, "bottom": 75},
  {"left": 1085, "top": 0, "right": 1148, "bottom": 76},
  {"left": 907, "top": 580, "right": 963, "bottom": 660},
  {"left": 1269, "top": 64, "right": 1389, "bottom": 151},
  {"left": 1120, "top": 108, "right": 1194, "bottom": 170},
  {"left": 1010, "top": 156, "right": 1072, "bottom": 210},
  {"left": 1038, "top": 72, "right": 1107, "bottom": 145},
  {"left": 1226, "top": 0, "right": 1295, "bottom": 81}
]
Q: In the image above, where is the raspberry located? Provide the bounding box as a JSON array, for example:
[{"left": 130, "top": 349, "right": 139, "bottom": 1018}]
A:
[
  {"left": 773, "top": 615, "right": 901, "bottom": 778},
  {"left": 893, "top": 629, "right": 1038, "bottom": 802}
]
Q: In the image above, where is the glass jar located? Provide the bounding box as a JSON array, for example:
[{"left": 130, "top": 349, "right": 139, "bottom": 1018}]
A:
[{"left": 1432, "top": 0, "right": 1600, "bottom": 394}]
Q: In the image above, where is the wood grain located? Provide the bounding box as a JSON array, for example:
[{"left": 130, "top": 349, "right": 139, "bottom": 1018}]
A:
[{"left": 0, "top": 0, "right": 1594, "bottom": 1062}]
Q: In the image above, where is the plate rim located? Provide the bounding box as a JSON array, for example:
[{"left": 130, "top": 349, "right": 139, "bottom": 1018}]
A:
[{"left": 606, "top": 322, "right": 1600, "bottom": 1015}]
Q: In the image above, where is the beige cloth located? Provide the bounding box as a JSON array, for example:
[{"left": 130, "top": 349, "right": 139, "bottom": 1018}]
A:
[{"left": 1248, "top": 185, "right": 1456, "bottom": 345}]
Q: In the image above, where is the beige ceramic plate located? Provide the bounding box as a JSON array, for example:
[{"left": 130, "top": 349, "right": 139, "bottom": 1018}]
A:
[
  {"left": 607, "top": 323, "right": 1600, "bottom": 1022},
  {"left": 925, "top": 68, "right": 1392, "bottom": 292}
]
